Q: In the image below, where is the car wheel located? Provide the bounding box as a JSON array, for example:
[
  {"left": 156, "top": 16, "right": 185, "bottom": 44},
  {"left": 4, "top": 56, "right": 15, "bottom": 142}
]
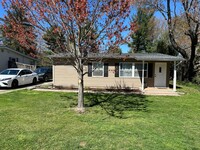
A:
[
  {"left": 44, "top": 76, "right": 48, "bottom": 82},
  {"left": 32, "top": 77, "right": 37, "bottom": 85},
  {"left": 11, "top": 80, "right": 18, "bottom": 88}
]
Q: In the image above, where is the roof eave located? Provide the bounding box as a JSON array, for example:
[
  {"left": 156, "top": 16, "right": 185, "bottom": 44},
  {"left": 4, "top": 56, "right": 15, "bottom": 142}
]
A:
[
  {"left": 135, "top": 58, "right": 186, "bottom": 61},
  {"left": 0, "top": 46, "right": 38, "bottom": 61}
]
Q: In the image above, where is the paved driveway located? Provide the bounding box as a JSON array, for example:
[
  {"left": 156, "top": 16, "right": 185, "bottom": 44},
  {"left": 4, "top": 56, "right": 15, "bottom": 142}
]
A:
[
  {"left": 0, "top": 81, "right": 53, "bottom": 94},
  {"left": 0, "top": 89, "right": 10, "bottom": 94}
]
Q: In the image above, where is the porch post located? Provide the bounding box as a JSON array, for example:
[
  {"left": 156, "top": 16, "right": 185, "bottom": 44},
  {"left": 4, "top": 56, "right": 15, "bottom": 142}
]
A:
[
  {"left": 173, "top": 61, "right": 177, "bottom": 91},
  {"left": 142, "top": 60, "right": 145, "bottom": 91}
]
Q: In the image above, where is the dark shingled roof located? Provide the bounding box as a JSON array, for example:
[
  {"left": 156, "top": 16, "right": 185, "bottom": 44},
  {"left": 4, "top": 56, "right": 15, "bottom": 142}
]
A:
[
  {"left": 134, "top": 53, "right": 185, "bottom": 61},
  {"left": 50, "top": 52, "right": 185, "bottom": 61}
]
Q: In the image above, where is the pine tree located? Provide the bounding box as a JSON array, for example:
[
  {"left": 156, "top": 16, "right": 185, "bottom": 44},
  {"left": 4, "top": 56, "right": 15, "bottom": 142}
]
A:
[
  {"left": 43, "top": 21, "right": 99, "bottom": 53},
  {"left": 128, "top": 7, "right": 155, "bottom": 53},
  {"left": 43, "top": 25, "right": 66, "bottom": 52}
]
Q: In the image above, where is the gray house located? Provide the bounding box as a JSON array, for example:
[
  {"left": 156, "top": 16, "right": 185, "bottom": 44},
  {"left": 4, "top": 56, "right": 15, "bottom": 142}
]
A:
[{"left": 0, "top": 46, "right": 37, "bottom": 71}]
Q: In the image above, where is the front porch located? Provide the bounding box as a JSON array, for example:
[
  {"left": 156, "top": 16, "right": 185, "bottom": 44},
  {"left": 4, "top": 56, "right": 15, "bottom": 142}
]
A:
[
  {"left": 134, "top": 53, "right": 185, "bottom": 92},
  {"left": 143, "top": 87, "right": 180, "bottom": 96}
]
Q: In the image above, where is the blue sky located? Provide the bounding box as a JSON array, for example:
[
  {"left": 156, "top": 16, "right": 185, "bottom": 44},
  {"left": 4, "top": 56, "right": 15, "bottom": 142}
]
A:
[
  {"left": 0, "top": 1, "right": 4, "bottom": 18},
  {"left": 0, "top": 1, "right": 171, "bottom": 53},
  {"left": 0, "top": 1, "right": 131, "bottom": 53}
]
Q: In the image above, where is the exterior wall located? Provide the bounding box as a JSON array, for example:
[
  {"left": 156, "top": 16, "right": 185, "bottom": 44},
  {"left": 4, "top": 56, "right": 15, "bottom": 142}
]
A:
[
  {"left": 0, "top": 49, "right": 10, "bottom": 71},
  {"left": 0, "top": 47, "right": 36, "bottom": 71},
  {"left": 53, "top": 65, "right": 78, "bottom": 88},
  {"left": 53, "top": 60, "right": 171, "bottom": 89},
  {"left": 146, "top": 77, "right": 154, "bottom": 87},
  {"left": 85, "top": 61, "right": 142, "bottom": 89},
  {"left": 53, "top": 64, "right": 141, "bottom": 89}
]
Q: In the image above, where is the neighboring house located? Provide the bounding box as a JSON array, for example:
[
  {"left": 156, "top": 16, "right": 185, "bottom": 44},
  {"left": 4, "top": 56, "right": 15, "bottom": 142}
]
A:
[
  {"left": 51, "top": 53, "right": 185, "bottom": 91},
  {"left": 0, "top": 46, "right": 37, "bottom": 71}
]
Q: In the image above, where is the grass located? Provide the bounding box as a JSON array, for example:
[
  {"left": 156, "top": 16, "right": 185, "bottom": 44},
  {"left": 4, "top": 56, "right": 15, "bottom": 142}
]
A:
[{"left": 0, "top": 83, "right": 200, "bottom": 150}]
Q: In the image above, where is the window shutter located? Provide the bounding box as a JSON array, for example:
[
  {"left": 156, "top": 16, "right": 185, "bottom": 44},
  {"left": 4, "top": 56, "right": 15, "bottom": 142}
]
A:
[
  {"left": 148, "top": 63, "right": 153, "bottom": 78},
  {"left": 88, "top": 63, "right": 92, "bottom": 77},
  {"left": 104, "top": 63, "right": 108, "bottom": 77},
  {"left": 115, "top": 63, "right": 119, "bottom": 77}
]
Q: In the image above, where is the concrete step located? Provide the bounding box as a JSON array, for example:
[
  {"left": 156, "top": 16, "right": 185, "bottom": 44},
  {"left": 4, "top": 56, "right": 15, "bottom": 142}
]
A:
[
  {"left": 144, "top": 93, "right": 179, "bottom": 96},
  {"left": 144, "top": 91, "right": 179, "bottom": 96},
  {"left": 143, "top": 88, "right": 180, "bottom": 96}
]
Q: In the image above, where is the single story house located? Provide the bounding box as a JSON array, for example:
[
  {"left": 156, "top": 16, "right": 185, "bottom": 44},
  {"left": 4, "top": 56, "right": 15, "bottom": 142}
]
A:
[
  {"left": 0, "top": 46, "right": 37, "bottom": 71},
  {"left": 51, "top": 53, "right": 185, "bottom": 91}
]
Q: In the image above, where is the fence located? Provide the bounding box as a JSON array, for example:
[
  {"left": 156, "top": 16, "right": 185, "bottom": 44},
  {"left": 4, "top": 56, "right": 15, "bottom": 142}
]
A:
[
  {"left": 16, "top": 62, "right": 36, "bottom": 70},
  {"left": 8, "top": 61, "right": 36, "bottom": 71}
]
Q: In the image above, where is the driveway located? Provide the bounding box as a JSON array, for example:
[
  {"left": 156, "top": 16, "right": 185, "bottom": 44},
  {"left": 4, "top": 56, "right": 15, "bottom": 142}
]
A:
[
  {"left": 0, "top": 89, "right": 10, "bottom": 94},
  {"left": 0, "top": 81, "right": 53, "bottom": 94}
]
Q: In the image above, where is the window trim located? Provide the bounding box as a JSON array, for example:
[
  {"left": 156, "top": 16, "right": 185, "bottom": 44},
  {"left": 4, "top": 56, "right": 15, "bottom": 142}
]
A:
[{"left": 92, "top": 62, "right": 104, "bottom": 77}]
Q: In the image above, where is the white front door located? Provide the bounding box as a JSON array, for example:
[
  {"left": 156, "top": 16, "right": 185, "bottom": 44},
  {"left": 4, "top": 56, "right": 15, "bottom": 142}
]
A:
[{"left": 154, "top": 63, "right": 167, "bottom": 87}]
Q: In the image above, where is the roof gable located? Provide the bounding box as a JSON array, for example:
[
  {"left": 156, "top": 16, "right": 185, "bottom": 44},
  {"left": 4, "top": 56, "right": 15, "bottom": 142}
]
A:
[{"left": 0, "top": 46, "right": 37, "bottom": 61}]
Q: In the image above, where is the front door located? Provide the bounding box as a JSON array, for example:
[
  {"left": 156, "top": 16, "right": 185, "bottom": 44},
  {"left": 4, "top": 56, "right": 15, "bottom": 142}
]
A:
[{"left": 154, "top": 63, "right": 167, "bottom": 87}]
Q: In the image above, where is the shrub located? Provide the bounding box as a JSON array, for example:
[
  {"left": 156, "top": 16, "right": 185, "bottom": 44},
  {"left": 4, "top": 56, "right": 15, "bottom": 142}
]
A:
[{"left": 193, "top": 75, "right": 200, "bottom": 85}]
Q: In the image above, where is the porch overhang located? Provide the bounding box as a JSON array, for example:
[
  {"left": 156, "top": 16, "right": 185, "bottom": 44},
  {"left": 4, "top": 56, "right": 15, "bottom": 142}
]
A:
[
  {"left": 134, "top": 53, "right": 185, "bottom": 61},
  {"left": 134, "top": 53, "right": 185, "bottom": 92}
]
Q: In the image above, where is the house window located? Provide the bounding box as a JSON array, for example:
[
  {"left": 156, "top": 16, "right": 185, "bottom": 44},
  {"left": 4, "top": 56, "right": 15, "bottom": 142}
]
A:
[
  {"left": 148, "top": 63, "right": 153, "bottom": 78},
  {"left": 134, "top": 63, "right": 148, "bottom": 78},
  {"left": 9, "top": 57, "right": 18, "bottom": 62},
  {"left": 159, "top": 67, "right": 162, "bottom": 73},
  {"left": 119, "top": 63, "right": 132, "bottom": 77},
  {"left": 92, "top": 62, "right": 104, "bottom": 77},
  {"left": 118, "top": 62, "right": 148, "bottom": 78}
]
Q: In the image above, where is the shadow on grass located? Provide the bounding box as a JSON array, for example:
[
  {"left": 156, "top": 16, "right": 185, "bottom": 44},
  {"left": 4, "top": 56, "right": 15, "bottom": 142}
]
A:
[{"left": 84, "top": 92, "right": 149, "bottom": 118}]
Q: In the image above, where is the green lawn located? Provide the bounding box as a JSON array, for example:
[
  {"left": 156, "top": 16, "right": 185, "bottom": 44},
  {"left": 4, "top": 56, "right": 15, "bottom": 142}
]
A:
[{"left": 0, "top": 83, "right": 200, "bottom": 150}]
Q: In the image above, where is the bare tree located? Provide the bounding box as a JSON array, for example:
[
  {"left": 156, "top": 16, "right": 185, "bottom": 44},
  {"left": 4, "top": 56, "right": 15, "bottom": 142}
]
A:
[
  {"left": 145, "top": 0, "right": 200, "bottom": 81},
  {"left": 1, "top": 0, "right": 136, "bottom": 111}
]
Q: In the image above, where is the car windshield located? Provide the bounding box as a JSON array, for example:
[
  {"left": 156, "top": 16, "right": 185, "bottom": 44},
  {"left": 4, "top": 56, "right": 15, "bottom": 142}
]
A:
[
  {"left": 35, "top": 68, "right": 48, "bottom": 73},
  {"left": 0, "top": 69, "right": 20, "bottom": 75}
]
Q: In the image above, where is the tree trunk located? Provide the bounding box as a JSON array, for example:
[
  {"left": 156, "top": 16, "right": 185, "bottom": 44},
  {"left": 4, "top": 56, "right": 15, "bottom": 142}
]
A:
[
  {"left": 187, "top": 38, "right": 197, "bottom": 81},
  {"left": 167, "top": 0, "right": 188, "bottom": 59},
  {"left": 77, "top": 71, "right": 84, "bottom": 110}
]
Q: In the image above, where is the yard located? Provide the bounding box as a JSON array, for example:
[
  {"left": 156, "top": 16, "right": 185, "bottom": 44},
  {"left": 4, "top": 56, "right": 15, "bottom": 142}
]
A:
[{"left": 0, "top": 83, "right": 199, "bottom": 150}]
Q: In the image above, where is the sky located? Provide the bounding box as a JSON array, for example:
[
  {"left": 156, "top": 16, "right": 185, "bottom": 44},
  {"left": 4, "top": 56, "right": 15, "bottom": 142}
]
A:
[
  {"left": 0, "top": 1, "right": 176, "bottom": 53},
  {"left": 0, "top": 1, "right": 131, "bottom": 53},
  {"left": 0, "top": 1, "right": 4, "bottom": 18}
]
